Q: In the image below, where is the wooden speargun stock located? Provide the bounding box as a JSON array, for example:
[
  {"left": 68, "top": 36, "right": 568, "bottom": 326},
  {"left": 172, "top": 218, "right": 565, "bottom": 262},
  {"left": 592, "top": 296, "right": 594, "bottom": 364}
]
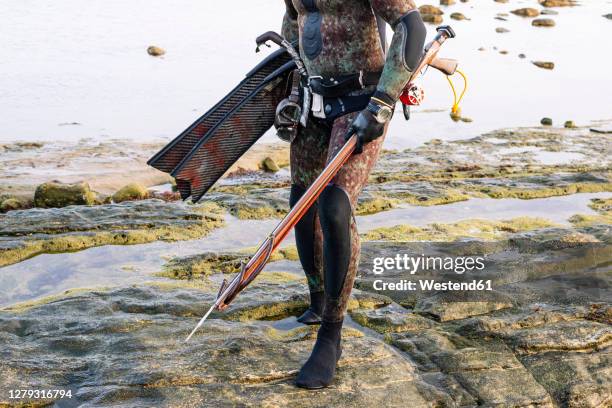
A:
[{"left": 185, "top": 25, "right": 457, "bottom": 341}]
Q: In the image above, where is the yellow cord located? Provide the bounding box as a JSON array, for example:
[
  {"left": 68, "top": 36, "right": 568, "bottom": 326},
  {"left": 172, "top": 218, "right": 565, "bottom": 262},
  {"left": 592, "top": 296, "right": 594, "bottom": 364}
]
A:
[{"left": 446, "top": 69, "right": 468, "bottom": 115}]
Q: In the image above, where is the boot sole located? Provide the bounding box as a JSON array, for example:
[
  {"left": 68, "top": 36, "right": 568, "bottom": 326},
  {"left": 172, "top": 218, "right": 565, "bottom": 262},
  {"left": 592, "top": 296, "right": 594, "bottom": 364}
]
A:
[{"left": 295, "top": 381, "right": 330, "bottom": 390}]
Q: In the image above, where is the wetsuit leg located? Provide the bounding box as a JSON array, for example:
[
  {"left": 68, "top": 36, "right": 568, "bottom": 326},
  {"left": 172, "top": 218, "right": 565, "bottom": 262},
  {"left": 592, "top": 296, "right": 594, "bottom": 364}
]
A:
[
  {"left": 295, "top": 112, "right": 387, "bottom": 389},
  {"left": 290, "top": 118, "right": 331, "bottom": 322},
  {"left": 322, "top": 112, "right": 387, "bottom": 322}
]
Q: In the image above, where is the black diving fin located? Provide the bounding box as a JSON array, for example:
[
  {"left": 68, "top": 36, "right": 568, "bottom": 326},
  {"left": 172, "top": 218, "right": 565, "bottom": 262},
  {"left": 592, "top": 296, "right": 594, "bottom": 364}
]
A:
[{"left": 148, "top": 47, "right": 295, "bottom": 201}]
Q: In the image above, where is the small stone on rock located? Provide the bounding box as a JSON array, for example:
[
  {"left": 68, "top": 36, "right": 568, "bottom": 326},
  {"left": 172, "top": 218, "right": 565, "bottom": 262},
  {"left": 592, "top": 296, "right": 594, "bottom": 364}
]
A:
[
  {"left": 564, "top": 120, "right": 576, "bottom": 128},
  {"left": 419, "top": 5, "right": 444, "bottom": 15},
  {"left": 541, "top": 117, "right": 553, "bottom": 126},
  {"left": 511, "top": 8, "right": 540, "bottom": 17},
  {"left": 496, "top": 27, "right": 510, "bottom": 33},
  {"left": 34, "top": 181, "right": 96, "bottom": 208},
  {"left": 261, "top": 157, "right": 280, "bottom": 173},
  {"left": 440, "top": 0, "right": 455, "bottom": 5},
  {"left": 0, "top": 198, "right": 24, "bottom": 213},
  {"left": 451, "top": 12, "right": 468, "bottom": 20},
  {"left": 518, "top": 53, "right": 526, "bottom": 58},
  {"left": 112, "top": 183, "right": 149, "bottom": 203},
  {"left": 422, "top": 14, "right": 444, "bottom": 24},
  {"left": 532, "top": 18, "right": 556, "bottom": 26},
  {"left": 147, "top": 46, "right": 165, "bottom": 57},
  {"left": 539, "top": 0, "right": 576, "bottom": 7},
  {"left": 533, "top": 61, "right": 555, "bottom": 69}
]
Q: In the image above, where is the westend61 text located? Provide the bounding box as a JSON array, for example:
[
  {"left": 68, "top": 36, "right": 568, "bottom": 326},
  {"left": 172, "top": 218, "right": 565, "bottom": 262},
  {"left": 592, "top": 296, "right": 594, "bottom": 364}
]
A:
[{"left": 372, "top": 279, "right": 493, "bottom": 292}]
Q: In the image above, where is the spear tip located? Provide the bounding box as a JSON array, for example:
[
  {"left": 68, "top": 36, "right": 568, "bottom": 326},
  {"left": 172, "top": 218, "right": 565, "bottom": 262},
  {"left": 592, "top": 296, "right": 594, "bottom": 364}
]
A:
[{"left": 184, "top": 303, "right": 216, "bottom": 342}]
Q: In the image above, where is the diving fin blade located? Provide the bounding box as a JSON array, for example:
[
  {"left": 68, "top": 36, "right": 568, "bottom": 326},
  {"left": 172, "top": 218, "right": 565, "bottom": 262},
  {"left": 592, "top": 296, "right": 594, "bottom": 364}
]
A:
[{"left": 148, "top": 48, "right": 295, "bottom": 201}]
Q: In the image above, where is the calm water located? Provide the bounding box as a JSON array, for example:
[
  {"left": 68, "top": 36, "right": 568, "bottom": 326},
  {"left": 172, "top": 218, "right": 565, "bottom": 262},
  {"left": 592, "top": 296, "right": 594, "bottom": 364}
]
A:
[
  {"left": 1, "top": 192, "right": 609, "bottom": 307},
  {"left": 1, "top": 0, "right": 611, "bottom": 148}
]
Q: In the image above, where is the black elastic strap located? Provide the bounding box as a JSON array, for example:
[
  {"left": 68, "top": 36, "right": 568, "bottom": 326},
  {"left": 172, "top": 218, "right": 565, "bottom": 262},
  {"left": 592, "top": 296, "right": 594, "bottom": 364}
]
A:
[{"left": 309, "top": 72, "right": 382, "bottom": 98}]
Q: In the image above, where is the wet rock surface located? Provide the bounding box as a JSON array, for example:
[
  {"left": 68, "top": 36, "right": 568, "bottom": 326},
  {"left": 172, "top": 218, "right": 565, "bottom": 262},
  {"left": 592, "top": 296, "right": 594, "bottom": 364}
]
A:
[
  {"left": 1, "top": 220, "right": 609, "bottom": 407},
  {"left": 0, "top": 123, "right": 610, "bottom": 406},
  {"left": 0, "top": 199, "right": 224, "bottom": 267},
  {"left": 199, "top": 126, "right": 611, "bottom": 220}
]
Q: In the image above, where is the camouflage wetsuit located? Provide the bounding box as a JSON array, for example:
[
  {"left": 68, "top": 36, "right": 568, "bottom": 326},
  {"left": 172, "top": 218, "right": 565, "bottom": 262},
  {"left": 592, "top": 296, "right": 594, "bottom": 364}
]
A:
[
  {"left": 281, "top": 0, "right": 426, "bottom": 388},
  {"left": 282, "top": 0, "right": 424, "bottom": 323}
]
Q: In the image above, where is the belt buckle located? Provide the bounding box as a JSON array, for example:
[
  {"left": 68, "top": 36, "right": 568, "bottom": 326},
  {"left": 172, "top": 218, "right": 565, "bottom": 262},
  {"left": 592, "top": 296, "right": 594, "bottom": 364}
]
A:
[
  {"left": 307, "top": 75, "right": 323, "bottom": 87},
  {"left": 311, "top": 93, "right": 325, "bottom": 119}
]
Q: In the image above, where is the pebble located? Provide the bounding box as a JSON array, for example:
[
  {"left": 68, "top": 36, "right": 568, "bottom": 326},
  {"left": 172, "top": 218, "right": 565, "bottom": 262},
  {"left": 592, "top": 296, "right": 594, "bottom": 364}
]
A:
[
  {"left": 518, "top": 53, "right": 526, "bottom": 58},
  {"left": 451, "top": 12, "right": 468, "bottom": 20},
  {"left": 147, "top": 46, "right": 166, "bottom": 57},
  {"left": 422, "top": 14, "right": 444, "bottom": 24},
  {"left": 532, "top": 18, "right": 556, "bottom": 27},
  {"left": 496, "top": 27, "right": 510, "bottom": 33},
  {"left": 511, "top": 8, "right": 540, "bottom": 17},
  {"left": 540, "top": 0, "right": 575, "bottom": 7},
  {"left": 261, "top": 157, "right": 280, "bottom": 173},
  {"left": 532, "top": 61, "right": 555, "bottom": 69},
  {"left": 419, "top": 5, "right": 444, "bottom": 15},
  {"left": 541, "top": 117, "right": 553, "bottom": 126},
  {"left": 564, "top": 120, "right": 576, "bottom": 128}
]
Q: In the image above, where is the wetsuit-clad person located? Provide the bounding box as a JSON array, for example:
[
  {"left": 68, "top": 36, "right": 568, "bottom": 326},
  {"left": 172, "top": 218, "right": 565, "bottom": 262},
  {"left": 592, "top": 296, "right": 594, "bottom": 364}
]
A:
[{"left": 280, "top": 0, "right": 426, "bottom": 388}]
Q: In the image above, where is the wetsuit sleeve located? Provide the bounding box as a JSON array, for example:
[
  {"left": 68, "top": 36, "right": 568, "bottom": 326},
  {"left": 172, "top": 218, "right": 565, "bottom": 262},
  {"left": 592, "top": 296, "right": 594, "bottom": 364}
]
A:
[
  {"left": 370, "top": 0, "right": 427, "bottom": 104},
  {"left": 282, "top": 0, "right": 299, "bottom": 43}
]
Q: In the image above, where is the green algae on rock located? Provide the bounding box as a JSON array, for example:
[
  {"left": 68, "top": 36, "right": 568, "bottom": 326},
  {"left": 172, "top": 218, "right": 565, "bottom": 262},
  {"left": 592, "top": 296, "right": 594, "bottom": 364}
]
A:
[
  {"left": 197, "top": 125, "right": 611, "bottom": 220},
  {"left": 0, "top": 199, "right": 224, "bottom": 267},
  {"left": 207, "top": 183, "right": 290, "bottom": 220},
  {"left": 34, "top": 181, "right": 96, "bottom": 208},
  {"left": 569, "top": 197, "right": 612, "bottom": 226},
  {"left": 0, "top": 197, "right": 26, "bottom": 213},
  {"left": 260, "top": 156, "right": 280, "bottom": 173},
  {"left": 160, "top": 246, "right": 300, "bottom": 279},
  {"left": 112, "top": 182, "right": 149, "bottom": 203},
  {"left": 362, "top": 217, "right": 557, "bottom": 242}
]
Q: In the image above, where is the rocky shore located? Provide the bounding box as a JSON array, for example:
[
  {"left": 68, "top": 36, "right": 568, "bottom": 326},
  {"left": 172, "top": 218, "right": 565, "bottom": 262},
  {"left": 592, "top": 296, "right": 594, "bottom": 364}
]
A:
[{"left": 1, "top": 120, "right": 610, "bottom": 407}]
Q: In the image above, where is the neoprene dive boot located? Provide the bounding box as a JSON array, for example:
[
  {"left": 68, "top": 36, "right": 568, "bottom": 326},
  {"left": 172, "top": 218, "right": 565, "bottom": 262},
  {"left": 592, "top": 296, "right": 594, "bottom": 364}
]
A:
[
  {"left": 297, "top": 291, "right": 323, "bottom": 324},
  {"left": 295, "top": 320, "right": 343, "bottom": 389}
]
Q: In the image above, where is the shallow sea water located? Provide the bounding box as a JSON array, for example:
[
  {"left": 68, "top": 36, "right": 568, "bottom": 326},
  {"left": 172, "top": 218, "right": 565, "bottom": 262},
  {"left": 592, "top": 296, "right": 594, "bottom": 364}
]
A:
[
  {"left": 1, "top": 0, "right": 611, "bottom": 148},
  {"left": 1, "top": 192, "right": 609, "bottom": 307}
]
